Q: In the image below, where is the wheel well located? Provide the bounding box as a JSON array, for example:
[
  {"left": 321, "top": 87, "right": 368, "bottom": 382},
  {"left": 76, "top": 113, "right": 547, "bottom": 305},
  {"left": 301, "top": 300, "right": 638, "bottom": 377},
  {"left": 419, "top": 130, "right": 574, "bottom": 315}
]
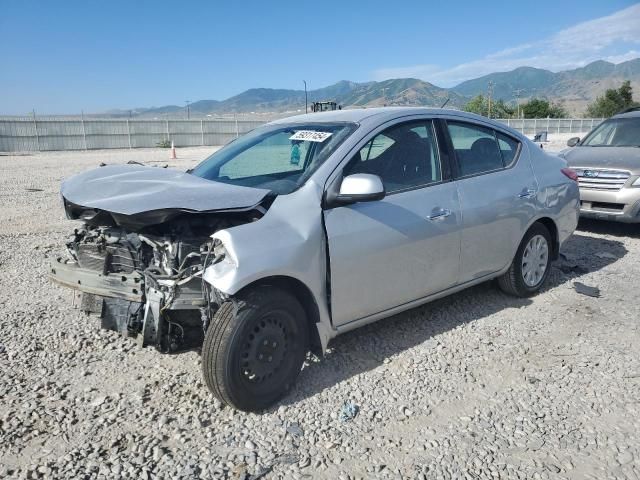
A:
[
  {"left": 534, "top": 217, "right": 559, "bottom": 259},
  {"left": 236, "top": 276, "right": 323, "bottom": 356}
]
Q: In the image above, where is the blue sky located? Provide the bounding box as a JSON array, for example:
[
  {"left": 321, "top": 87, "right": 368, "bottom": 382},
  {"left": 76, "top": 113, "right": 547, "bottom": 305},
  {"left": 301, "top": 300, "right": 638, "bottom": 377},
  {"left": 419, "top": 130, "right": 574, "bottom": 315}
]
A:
[{"left": 1, "top": 0, "right": 639, "bottom": 114}]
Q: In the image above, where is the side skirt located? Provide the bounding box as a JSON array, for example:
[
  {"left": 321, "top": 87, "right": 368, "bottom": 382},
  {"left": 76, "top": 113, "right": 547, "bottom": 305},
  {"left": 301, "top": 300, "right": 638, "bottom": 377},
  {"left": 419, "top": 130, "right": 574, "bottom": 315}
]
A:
[{"left": 334, "top": 271, "right": 505, "bottom": 335}]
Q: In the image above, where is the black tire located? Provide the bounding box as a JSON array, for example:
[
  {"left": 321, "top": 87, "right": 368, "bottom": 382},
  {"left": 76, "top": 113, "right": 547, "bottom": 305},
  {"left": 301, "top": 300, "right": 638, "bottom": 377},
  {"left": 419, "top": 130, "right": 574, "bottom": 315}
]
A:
[
  {"left": 498, "top": 222, "right": 552, "bottom": 297},
  {"left": 201, "top": 286, "right": 308, "bottom": 412}
]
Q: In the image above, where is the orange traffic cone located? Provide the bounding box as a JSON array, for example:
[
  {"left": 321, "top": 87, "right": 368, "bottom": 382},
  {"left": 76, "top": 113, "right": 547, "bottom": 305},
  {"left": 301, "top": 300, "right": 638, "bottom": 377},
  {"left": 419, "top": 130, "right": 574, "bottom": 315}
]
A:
[{"left": 170, "top": 141, "right": 177, "bottom": 159}]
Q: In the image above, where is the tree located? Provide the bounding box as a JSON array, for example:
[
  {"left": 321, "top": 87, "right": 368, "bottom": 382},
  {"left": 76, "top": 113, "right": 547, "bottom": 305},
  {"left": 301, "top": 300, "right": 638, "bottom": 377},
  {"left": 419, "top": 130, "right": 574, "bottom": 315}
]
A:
[
  {"left": 463, "top": 95, "right": 514, "bottom": 118},
  {"left": 586, "top": 81, "right": 638, "bottom": 117},
  {"left": 492, "top": 100, "right": 515, "bottom": 118},
  {"left": 463, "top": 95, "right": 487, "bottom": 116},
  {"left": 520, "top": 98, "right": 567, "bottom": 118}
]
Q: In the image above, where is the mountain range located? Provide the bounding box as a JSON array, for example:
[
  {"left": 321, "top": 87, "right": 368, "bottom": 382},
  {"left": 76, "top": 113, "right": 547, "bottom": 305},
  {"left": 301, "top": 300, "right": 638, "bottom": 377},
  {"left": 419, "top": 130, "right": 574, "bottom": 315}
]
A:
[{"left": 117, "top": 58, "right": 640, "bottom": 117}]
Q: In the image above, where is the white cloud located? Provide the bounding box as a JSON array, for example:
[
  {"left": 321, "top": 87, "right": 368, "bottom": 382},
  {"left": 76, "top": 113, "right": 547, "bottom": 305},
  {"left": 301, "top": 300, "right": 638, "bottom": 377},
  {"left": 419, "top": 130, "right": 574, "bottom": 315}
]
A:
[
  {"left": 373, "top": 4, "right": 640, "bottom": 87},
  {"left": 603, "top": 50, "right": 640, "bottom": 64}
]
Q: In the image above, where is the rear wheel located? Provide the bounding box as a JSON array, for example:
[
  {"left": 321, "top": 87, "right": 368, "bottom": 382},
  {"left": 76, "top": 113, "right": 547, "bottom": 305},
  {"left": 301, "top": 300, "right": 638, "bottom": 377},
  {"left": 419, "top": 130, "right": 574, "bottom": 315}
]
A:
[
  {"left": 498, "top": 223, "right": 552, "bottom": 297},
  {"left": 201, "top": 286, "right": 308, "bottom": 412}
]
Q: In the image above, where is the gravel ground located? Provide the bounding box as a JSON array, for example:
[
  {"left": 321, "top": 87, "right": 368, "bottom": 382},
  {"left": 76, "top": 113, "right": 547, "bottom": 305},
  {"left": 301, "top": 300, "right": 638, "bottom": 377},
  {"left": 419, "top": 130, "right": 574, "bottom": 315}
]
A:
[{"left": 1, "top": 147, "right": 639, "bottom": 480}]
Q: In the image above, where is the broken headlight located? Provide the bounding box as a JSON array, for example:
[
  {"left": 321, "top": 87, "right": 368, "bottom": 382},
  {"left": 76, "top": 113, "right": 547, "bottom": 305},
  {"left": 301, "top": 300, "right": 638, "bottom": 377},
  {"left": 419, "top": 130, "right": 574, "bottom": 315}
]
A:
[
  {"left": 212, "top": 239, "right": 232, "bottom": 265},
  {"left": 202, "top": 238, "right": 237, "bottom": 273}
]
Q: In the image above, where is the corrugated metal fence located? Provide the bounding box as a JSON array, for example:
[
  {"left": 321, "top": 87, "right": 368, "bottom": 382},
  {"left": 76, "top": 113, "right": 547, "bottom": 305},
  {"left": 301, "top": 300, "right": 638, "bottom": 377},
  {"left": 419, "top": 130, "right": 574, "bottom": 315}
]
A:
[
  {"left": 0, "top": 117, "right": 271, "bottom": 152},
  {"left": 0, "top": 115, "right": 605, "bottom": 152},
  {"left": 496, "top": 118, "right": 605, "bottom": 136}
]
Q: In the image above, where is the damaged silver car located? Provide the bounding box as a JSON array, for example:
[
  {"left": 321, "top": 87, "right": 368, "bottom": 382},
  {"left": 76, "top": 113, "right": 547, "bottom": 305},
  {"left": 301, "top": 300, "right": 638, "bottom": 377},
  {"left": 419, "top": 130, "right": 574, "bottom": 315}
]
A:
[{"left": 51, "top": 108, "right": 579, "bottom": 411}]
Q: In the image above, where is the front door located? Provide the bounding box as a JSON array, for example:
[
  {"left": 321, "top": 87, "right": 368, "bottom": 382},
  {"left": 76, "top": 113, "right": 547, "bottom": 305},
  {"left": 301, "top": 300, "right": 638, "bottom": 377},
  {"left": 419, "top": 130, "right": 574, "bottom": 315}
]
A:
[{"left": 323, "top": 119, "right": 462, "bottom": 327}]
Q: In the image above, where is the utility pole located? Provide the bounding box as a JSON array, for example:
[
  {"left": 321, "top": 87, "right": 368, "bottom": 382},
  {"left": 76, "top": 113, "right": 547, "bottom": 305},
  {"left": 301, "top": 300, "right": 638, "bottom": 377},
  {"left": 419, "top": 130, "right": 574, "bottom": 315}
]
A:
[
  {"left": 81, "top": 109, "right": 87, "bottom": 150},
  {"left": 487, "top": 81, "right": 495, "bottom": 118},
  {"left": 513, "top": 88, "right": 524, "bottom": 119},
  {"left": 303, "top": 80, "right": 308, "bottom": 113},
  {"left": 185, "top": 100, "right": 191, "bottom": 120},
  {"left": 32, "top": 109, "right": 40, "bottom": 151}
]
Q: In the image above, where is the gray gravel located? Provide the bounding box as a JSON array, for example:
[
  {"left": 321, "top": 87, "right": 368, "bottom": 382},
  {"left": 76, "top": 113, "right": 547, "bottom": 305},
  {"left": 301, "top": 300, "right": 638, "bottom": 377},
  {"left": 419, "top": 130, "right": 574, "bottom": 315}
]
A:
[{"left": 1, "top": 147, "right": 639, "bottom": 479}]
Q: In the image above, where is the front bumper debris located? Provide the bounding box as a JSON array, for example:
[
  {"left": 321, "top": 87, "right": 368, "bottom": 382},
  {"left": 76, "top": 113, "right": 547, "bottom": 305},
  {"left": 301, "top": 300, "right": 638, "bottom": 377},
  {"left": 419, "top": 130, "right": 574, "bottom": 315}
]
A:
[
  {"left": 49, "top": 257, "right": 143, "bottom": 302},
  {"left": 49, "top": 257, "right": 208, "bottom": 353}
]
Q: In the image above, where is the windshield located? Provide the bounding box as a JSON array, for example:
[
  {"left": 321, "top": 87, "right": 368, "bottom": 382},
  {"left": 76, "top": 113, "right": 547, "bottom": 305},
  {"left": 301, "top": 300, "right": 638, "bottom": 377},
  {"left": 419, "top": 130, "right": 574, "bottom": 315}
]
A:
[
  {"left": 581, "top": 117, "right": 640, "bottom": 147},
  {"left": 190, "top": 122, "right": 356, "bottom": 194}
]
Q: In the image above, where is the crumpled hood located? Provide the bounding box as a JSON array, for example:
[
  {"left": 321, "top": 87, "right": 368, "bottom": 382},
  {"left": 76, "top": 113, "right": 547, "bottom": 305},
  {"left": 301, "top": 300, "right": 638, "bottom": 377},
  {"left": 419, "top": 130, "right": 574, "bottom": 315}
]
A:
[
  {"left": 61, "top": 164, "right": 271, "bottom": 216},
  {"left": 564, "top": 146, "right": 640, "bottom": 173}
]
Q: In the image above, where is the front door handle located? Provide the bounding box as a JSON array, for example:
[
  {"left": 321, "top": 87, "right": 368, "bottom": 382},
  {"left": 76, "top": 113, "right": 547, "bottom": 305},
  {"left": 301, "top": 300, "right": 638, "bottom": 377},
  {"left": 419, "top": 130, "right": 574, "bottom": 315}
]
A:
[
  {"left": 518, "top": 188, "right": 537, "bottom": 199},
  {"left": 427, "top": 208, "right": 452, "bottom": 221}
]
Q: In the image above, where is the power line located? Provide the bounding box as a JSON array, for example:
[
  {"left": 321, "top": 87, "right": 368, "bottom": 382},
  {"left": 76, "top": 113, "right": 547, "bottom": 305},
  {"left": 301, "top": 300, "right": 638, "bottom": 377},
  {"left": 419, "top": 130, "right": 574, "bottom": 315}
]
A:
[{"left": 513, "top": 89, "right": 524, "bottom": 118}]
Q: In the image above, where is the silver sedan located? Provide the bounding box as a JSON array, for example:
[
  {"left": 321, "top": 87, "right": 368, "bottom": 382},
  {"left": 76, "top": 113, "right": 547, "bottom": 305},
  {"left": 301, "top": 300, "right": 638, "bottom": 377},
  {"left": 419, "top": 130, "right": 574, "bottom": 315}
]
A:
[{"left": 53, "top": 108, "right": 580, "bottom": 411}]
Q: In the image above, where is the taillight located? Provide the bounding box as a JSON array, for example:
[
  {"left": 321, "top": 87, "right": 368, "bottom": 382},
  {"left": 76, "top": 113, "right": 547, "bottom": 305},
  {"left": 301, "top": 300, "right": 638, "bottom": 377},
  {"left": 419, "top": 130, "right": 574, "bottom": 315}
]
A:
[{"left": 561, "top": 168, "right": 578, "bottom": 182}]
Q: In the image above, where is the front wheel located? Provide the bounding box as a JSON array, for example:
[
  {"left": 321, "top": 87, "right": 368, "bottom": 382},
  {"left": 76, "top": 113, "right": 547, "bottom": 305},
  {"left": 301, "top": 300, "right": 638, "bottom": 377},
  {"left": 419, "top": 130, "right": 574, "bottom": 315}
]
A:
[
  {"left": 498, "top": 223, "right": 552, "bottom": 297},
  {"left": 201, "top": 286, "right": 309, "bottom": 412}
]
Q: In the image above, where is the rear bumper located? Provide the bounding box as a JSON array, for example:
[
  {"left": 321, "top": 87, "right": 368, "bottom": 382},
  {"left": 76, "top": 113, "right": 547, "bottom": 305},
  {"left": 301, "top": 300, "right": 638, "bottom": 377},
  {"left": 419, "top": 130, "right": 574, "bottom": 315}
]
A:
[
  {"left": 579, "top": 188, "right": 640, "bottom": 223},
  {"left": 49, "top": 257, "right": 144, "bottom": 302}
]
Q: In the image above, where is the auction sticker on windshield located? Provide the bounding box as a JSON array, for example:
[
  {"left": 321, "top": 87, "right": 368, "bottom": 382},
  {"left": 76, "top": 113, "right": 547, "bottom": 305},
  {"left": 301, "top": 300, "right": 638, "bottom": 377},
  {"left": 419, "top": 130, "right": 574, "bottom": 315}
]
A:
[{"left": 290, "top": 130, "right": 333, "bottom": 142}]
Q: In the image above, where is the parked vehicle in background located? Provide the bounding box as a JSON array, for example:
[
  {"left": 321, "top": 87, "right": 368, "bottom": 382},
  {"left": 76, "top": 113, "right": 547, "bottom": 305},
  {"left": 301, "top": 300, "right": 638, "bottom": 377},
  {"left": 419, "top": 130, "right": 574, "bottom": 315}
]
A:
[
  {"left": 311, "top": 101, "right": 340, "bottom": 112},
  {"left": 50, "top": 108, "right": 579, "bottom": 411},
  {"left": 561, "top": 108, "right": 640, "bottom": 223}
]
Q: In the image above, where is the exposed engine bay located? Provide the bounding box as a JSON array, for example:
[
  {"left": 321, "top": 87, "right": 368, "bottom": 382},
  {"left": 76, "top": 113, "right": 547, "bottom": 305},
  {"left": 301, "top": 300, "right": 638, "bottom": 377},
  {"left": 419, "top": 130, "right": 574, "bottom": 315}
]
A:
[{"left": 51, "top": 207, "right": 264, "bottom": 353}]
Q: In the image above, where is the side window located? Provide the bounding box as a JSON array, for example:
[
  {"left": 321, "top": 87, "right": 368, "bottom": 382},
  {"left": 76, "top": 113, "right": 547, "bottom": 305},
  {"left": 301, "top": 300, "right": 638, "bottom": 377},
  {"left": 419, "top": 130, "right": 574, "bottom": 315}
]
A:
[
  {"left": 496, "top": 132, "right": 520, "bottom": 166},
  {"left": 359, "top": 134, "right": 395, "bottom": 161},
  {"left": 345, "top": 121, "right": 441, "bottom": 193},
  {"left": 447, "top": 122, "right": 503, "bottom": 177}
]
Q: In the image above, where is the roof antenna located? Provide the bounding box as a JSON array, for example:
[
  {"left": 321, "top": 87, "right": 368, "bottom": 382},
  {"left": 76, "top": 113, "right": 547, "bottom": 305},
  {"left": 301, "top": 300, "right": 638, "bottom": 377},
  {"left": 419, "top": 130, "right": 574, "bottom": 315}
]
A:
[{"left": 440, "top": 98, "right": 450, "bottom": 108}]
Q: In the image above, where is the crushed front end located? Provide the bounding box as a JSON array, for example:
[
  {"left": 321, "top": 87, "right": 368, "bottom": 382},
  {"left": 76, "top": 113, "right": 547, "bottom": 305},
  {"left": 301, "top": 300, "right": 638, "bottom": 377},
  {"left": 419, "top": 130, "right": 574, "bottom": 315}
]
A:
[
  {"left": 50, "top": 212, "right": 263, "bottom": 352},
  {"left": 50, "top": 222, "right": 214, "bottom": 352},
  {"left": 50, "top": 163, "right": 271, "bottom": 353}
]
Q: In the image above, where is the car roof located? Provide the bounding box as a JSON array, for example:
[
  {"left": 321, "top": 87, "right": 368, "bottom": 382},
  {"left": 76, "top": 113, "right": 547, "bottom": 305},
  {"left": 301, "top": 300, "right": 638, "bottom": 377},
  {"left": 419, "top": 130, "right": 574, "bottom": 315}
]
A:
[
  {"left": 268, "top": 107, "right": 525, "bottom": 141},
  {"left": 612, "top": 110, "right": 640, "bottom": 119},
  {"left": 269, "top": 107, "right": 504, "bottom": 126}
]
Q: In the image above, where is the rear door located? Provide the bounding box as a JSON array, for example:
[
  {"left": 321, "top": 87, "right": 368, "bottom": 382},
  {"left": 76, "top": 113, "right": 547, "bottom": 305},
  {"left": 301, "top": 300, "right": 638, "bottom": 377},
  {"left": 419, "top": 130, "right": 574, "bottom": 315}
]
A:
[
  {"left": 323, "top": 119, "right": 462, "bottom": 326},
  {"left": 443, "top": 120, "right": 538, "bottom": 282}
]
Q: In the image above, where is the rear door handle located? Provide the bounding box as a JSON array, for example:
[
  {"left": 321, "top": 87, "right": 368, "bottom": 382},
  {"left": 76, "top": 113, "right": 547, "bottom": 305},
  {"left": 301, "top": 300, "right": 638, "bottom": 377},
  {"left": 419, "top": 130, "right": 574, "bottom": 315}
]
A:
[
  {"left": 518, "top": 188, "right": 537, "bottom": 199},
  {"left": 427, "top": 208, "right": 452, "bottom": 221}
]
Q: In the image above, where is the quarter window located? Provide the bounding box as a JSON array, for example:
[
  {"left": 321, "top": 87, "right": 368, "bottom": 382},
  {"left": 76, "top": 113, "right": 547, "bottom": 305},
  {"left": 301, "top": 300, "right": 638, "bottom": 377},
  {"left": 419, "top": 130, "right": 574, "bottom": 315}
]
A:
[
  {"left": 345, "top": 121, "right": 442, "bottom": 193},
  {"left": 447, "top": 122, "right": 503, "bottom": 177},
  {"left": 496, "top": 131, "right": 520, "bottom": 166}
]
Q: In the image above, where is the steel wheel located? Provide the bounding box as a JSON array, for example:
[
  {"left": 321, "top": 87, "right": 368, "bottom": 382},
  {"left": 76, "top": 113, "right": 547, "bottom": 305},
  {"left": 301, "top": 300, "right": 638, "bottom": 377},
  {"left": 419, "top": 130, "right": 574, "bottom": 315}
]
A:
[
  {"left": 240, "top": 317, "right": 288, "bottom": 384},
  {"left": 521, "top": 234, "right": 549, "bottom": 287},
  {"left": 201, "top": 286, "right": 308, "bottom": 412}
]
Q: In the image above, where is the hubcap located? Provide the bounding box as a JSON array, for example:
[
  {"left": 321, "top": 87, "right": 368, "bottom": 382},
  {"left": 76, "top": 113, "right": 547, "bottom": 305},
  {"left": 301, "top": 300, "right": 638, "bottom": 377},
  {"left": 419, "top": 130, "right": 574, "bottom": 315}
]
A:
[
  {"left": 240, "top": 317, "right": 288, "bottom": 384},
  {"left": 521, "top": 234, "right": 549, "bottom": 287}
]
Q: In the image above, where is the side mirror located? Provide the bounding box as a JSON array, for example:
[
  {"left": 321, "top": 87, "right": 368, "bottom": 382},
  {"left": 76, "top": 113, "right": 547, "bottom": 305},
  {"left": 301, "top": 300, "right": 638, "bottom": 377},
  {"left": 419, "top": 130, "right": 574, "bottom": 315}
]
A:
[
  {"left": 326, "top": 173, "right": 385, "bottom": 207},
  {"left": 567, "top": 137, "right": 580, "bottom": 147}
]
